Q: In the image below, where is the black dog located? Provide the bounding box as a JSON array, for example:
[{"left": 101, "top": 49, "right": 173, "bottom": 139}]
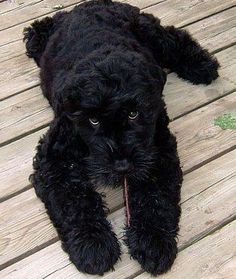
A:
[{"left": 24, "top": 0, "right": 219, "bottom": 275}]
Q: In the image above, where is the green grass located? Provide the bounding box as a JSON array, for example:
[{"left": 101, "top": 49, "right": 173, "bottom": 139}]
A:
[{"left": 214, "top": 114, "right": 236, "bottom": 130}]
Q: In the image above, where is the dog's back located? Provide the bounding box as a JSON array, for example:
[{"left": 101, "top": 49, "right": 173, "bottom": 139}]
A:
[{"left": 24, "top": 1, "right": 145, "bottom": 104}]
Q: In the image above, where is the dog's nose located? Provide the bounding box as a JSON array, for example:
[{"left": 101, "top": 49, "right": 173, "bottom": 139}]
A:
[{"left": 114, "top": 159, "right": 130, "bottom": 174}]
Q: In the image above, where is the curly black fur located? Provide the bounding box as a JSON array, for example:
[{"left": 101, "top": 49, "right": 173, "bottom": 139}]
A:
[{"left": 24, "top": 0, "right": 219, "bottom": 275}]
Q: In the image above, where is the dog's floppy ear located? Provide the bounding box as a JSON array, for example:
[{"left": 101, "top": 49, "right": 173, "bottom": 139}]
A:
[
  {"left": 23, "top": 17, "right": 54, "bottom": 67},
  {"left": 23, "top": 12, "right": 66, "bottom": 67}
]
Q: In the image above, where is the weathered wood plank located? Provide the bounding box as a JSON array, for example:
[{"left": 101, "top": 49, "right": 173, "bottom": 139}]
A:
[
  {"left": 0, "top": 0, "right": 161, "bottom": 22},
  {"left": 0, "top": 128, "right": 48, "bottom": 200},
  {"left": 166, "top": 46, "right": 236, "bottom": 120},
  {"left": 144, "top": 0, "right": 236, "bottom": 27},
  {"left": 184, "top": 6, "right": 236, "bottom": 53},
  {"left": 0, "top": 41, "right": 23, "bottom": 63},
  {"left": 1, "top": 46, "right": 235, "bottom": 146},
  {"left": 0, "top": 0, "right": 163, "bottom": 99},
  {"left": 1, "top": 5, "right": 234, "bottom": 64},
  {"left": 0, "top": 242, "right": 70, "bottom": 279},
  {"left": 0, "top": 0, "right": 41, "bottom": 15},
  {"left": 0, "top": 0, "right": 233, "bottom": 48},
  {"left": 170, "top": 92, "right": 236, "bottom": 172},
  {"left": 0, "top": 0, "right": 85, "bottom": 31},
  {"left": 0, "top": 87, "right": 52, "bottom": 145},
  {"left": 1, "top": 149, "right": 235, "bottom": 277},
  {"left": 0, "top": 0, "right": 161, "bottom": 45},
  {"left": 1, "top": 6, "right": 235, "bottom": 99},
  {"left": 179, "top": 148, "right": 236, "bottom": 203},
  {"left": 0, "top": 0, "right": 163, "bottom": 30},
  {"left": 136, "top": 221, "right": 236, "bottom": 279},
  {"left": 0, "top": 53, "right": 39, "bottom": 100},
  {"left": 128, "top": 0, "right": 164, "bottom": 7},
  {"left": 0, "top": 186, "right": 122, "bottom": 269}
]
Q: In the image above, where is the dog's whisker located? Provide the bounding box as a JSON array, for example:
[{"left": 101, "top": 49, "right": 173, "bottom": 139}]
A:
[{"left": 107, "top": 142, "right": 114, "bottom": 153}]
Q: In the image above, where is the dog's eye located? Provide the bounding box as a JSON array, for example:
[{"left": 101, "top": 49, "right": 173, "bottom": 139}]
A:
[
  {"left": 89, "top": 118, "right": 100, "bottom": 126},
  {"left": 128, "top": 111, "right": 139, "bottom": 120}
]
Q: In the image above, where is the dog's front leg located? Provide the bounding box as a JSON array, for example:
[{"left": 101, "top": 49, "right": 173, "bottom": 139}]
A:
[
  {"left": 31, "top": 120, "right": 120, "bottom": 275},
  {"left": 125, "top": 123, "right": 182, "bottom": 275},
  {"left": 125, "top": 174, "right": 182, "bottom": 275}
]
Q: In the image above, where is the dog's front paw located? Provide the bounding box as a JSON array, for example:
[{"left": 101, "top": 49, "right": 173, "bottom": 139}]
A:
[
  {"left": 125, "top": 227, "right": 177, "bottom": 275},
  {"left": 64, "top": 223, "right": 121, "bottom": 275}
]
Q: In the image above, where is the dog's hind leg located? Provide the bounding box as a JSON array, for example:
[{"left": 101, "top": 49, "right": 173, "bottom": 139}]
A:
[
  {"left": 30, "top": 118, "right": 121, "bottom": 275},
  {"left": 133, "top": 13, "right": 219, "bottom": 85}
]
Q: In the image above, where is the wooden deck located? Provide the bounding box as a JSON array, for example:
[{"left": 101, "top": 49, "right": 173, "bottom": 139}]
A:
[{"left": 0, "top": 0, "right": 236, "bottom": 278}]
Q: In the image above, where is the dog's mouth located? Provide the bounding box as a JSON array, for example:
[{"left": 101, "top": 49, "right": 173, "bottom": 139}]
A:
[
  {"left": 89, "top": 171, "right": 126, "bottom": 188},
  {"left": 88, "top": 164, "right": 149, "bottom": 189},
  {"left": 85, "top": 145, "right": 157, "bottom": 188},
  {"left": 113, "top": 159, "right": 133, "bottom": 175}
]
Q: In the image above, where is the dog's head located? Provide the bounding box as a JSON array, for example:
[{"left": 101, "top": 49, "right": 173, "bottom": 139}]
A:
[{"left": 56, "top": 49, "right": 166, "bottom": 186}]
